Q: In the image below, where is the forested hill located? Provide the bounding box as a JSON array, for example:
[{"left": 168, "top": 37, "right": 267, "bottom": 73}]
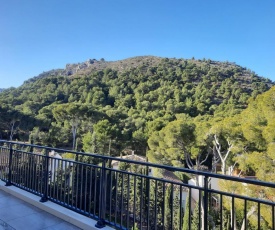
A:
[
  {"left": 0, "top": 56, "right": 273, "bottom": 152},
  {"left": 26, "top": 56, "right": 272, "bottom": 88}
]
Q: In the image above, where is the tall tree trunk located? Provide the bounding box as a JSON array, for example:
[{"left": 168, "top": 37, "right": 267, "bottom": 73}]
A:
[
  {"left": 240, "top": 206, "right": 256, "bottom": 230},
  {"left": 221, "top": 160, "right": 226, "bottom": 175},
  {"left": 72, "top": 125, "right": 77, "bottom": 150},
  {"left": 9, "top": 120, "right": 16, "bottom": 140},
  {"left": 230, "top": 206, "right": 238, "bottom": 230}
]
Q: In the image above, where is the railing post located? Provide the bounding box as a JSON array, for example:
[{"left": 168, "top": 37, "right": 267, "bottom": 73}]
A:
[
  {"left": 30, "top": 140, "right": 34, "bottom": 153},
  {"left": 40, "top": 149, "right": 49, "bottom": 202},
  {"left": 204, "top": 176, "right": 209, "bottom": 230},
  {"left": 95, "top": 159, "right": 107, "bottom": 228},
  {"left": 5, "top": 143, "right": 13, "bottom": 186}
]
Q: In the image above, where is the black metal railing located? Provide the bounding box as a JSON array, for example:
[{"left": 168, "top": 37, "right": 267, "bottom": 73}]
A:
[{"left": 0, "top": 140, "right": 274, "bottom": 230}]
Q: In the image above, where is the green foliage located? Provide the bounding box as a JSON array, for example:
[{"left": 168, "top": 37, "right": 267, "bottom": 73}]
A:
[
  {"left": 164, "top": 184, "right": 172, "bottom": 229},
  {"left": 182, "top": 192, "right": 190, "bottom": 230},
  {"left": 62, "top": 152, "right": 75, "bottom": 159},
  {"left": 236, "top": 87, "right": 275, "bottom": 183},
  {"left": 191, "top": 202, "right": 200, "bottom": 230},
  {"left": 148, "top": 118, "right": 196, "bottom": 166},
  {"left": 0, "top": 57, "right": 271, "bottom": 145},
  {"left": 222, "top": 209, "right": 231, "bottom": 230},
  {"left": 82, "top": 131, "right": 95, "bottom": 153},
  {"left": 0, "top": 57, "right": 274, "bottom": 182}
]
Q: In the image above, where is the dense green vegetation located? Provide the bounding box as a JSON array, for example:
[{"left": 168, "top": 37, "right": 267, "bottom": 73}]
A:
[
  {"left": 0, "top": 56, "right": 274, "bottom": 229},
  {"left": 0, "top": 56, "right": 274, "bottom": 175},
  {"left": 0, "top": 56, "right": 274, "bottom": 171},
  {"left": 0, "top": 57, "right": 272, "bottom": 149}
]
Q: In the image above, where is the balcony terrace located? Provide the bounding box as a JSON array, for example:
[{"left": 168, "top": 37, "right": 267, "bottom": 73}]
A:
[{"left": 0, "top": 140, "right": 274, "bottom": 230}]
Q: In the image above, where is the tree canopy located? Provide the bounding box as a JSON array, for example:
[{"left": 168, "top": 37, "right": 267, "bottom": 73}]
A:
[{"left": 0, "top": 56, "right": 273, "bottom": 165}]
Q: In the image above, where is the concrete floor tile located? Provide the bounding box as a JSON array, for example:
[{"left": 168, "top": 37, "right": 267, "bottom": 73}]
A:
[
  {"left": 6, "top": 212, "right": 63, "bottom": 230},
  {"left": 0, "top": 203, "right": 40, "bottom": 222},
  {"left": 0, "top": 219, "right": 15, "bottom": 230},
  {"left": 0, "top": 190, "right": 9, "bottom": 198},
  {"left": 0, "top": 195, "right": 24, "bottom": 208},
  {"left": 42, "top": 221, "right": 81, "bottom": 230}
]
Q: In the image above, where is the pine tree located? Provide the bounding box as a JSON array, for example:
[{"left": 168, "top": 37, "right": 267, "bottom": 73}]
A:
[
  {"left": 182, "top": 192, "right": 190, "bottom": 230},
  {"left": 171, "top": 186, "right": 182, "bottom": 230},
  {"left": 222, "top": 209, "right": 230, "bottom": 230},
  {"left": 191, "top": 202, "right": 200, "bottom": 230},
  {"left": 164, "top": 184, "right": 172, "bottom": 229}
]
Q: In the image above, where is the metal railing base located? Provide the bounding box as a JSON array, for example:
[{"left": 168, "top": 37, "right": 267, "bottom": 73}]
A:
[
  {"left": 95, "top": 219, "right": 106, "bottom": 228},
  {"left": 40, "top": 197, "right": 48, "bottom": 203},
  {"left": 5, "top": 182, "right": 12, "bottom": 186}
]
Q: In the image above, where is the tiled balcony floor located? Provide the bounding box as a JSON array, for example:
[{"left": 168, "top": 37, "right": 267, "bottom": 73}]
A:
[{"left": 0, "top": 189, "right": 81, "bottom": 230}]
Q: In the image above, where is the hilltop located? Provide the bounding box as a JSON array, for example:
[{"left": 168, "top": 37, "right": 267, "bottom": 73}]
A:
[
  {"left": 25, "top": 56, "right": 272, "bottom": 87},
  {"left": 26, "top": 56, "right": 164, "bottom": 82}
]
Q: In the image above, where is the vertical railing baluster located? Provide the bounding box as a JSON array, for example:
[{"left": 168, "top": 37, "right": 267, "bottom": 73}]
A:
[
  {"left": 188, "top": 188, "right": 191, "bottom": 230},
  {"left": 154, "top": 180, "right": 158, "bottom": 230},
  {"left": 31, "top": 152, "right": 36, "bottom": 191},
  {"left": 272, "top": 205, "right": 274, "bottom": 230},
  {"left": 74, "top": 155, "right": 79, "bottom": 210},
  {"left": 203, "top": 176, "right": 209, "bottom": 230},
  {"left": 24, "top": 152, "right": 28, "bottom": 189},
  {"left": 57, "top": 158, "right": 60, "bottom": 201},
  {"left": 120, "top": 173, "right": 124, "bottom": 228},
  {"left": 140, "top": 177, "right": 144, "bottom": 230},
  {"left": 126, "top": 174, "right": 130, "bottom": 229},
  {"left": 39, "top": 155, "right": 43, "bottom": 194},
  {"left": 162, "top": 181, "right": 165, "bottom": 230},
  {"left": 244, "top": 199, "right": 247, "bottom": 230},
  {"left": 199, "top": 189, "right": 202, "bottom": 230},
  {"left": 95, "top": 159, "right": 107, "bottom": 228},
  {"left": 108, "top": 170, "right": 113, "bottom": 222},
  {"left": 114, "top": 171, "right": 118, "bottom": 226},
  {"left": 40, "top": 149, "right": 49, "bottom": 202},
  {"left": 258, "top": 202, "right": 261, "bottom": 230},
  {"left": 220, "top": 194, "right": 223, "bottom": 230},
  {"left": 5, "top": 143, "right": 13, "bottom": 186},
  {"left": 146, "top": 177, "right": 150, "bottom": 230},
  {"left": 80, "top": 163, "right": 84, "bottom": 210},
  {"left": 75, "top": 162, "right": 79, "bottom": 209},
  {"left": 133, "top": 176, "right": 137, "bottom": 229},
  {"left": 71, "top": 162, "right": 76, "bottom": 209},
  {"left": 232, "top": 197, "right": 235, "bottom": 230},
  {"left": 63, "top": 160, "right": 67, "bottom": 204},
  {"left": 88, "top": 165, "right": 93, "bottom": 216},
  {"left": 29, "top": 143, "right": 34, "bottom": 190},
  {"left": 84, "top": 163, "right": 88, "bottom": 212},
  {"left": 171, "top": 184, "right": 174, "bottom": 230},
  {"left": 53, "top": 158, "right": 57, "bottom": 199}
]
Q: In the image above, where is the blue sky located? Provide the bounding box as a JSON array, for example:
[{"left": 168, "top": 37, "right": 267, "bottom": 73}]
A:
[{"left": 1, "top": 0, "right": 274, "bottom": 88}]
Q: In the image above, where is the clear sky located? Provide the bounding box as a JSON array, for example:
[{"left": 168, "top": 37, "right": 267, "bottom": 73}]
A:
[{"left": 1, "top": 0, "right": 274, "bottom": 88}]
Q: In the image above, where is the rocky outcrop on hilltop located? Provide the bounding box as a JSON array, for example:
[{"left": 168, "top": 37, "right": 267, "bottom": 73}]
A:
[{"left": 25, "top": 56, "right": 164, "bottom": 83}]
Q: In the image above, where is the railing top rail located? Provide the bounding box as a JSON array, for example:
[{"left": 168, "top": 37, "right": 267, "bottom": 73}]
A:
[{"left": 1, "top": 139, "right": 275, "bottom": 189}]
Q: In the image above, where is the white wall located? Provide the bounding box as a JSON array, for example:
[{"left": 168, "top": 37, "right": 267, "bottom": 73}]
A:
[{"left": 188, "top": 176, "right": 220, "bottom": 203}]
